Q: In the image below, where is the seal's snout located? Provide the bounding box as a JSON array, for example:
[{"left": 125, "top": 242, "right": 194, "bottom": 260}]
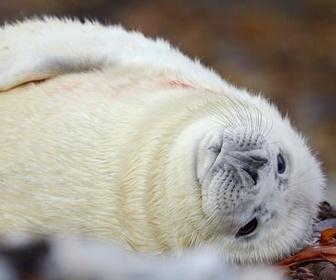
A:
[{"left": 243, "top": 155, "right": 268, "bottom": 185}]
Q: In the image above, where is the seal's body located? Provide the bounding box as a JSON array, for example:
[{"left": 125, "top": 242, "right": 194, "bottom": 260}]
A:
[{"left": 0, "top": 18, "right": 325, "bottom": 265}]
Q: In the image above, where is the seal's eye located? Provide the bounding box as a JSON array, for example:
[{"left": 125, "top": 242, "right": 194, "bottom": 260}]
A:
[
  {"left": 236, "top": 218, "right": 258, "bottom": 238},
  {"left": 277, "top": 154, "right": 286, "bottom": 174}
]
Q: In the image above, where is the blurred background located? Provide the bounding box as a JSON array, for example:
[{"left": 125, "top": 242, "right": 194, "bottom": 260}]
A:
[{"left": 0, "top": 0, "right": 335, "bottom": 200}]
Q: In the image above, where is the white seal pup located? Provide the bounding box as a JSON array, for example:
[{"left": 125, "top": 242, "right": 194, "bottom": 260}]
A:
[{"left": 0, "top": 17, "right": 325, "bottom": 265}]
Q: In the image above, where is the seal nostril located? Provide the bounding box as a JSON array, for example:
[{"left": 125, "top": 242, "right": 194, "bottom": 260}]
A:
[
  {"left": 250, "top": 156, "right": 268, "bottom": 167},
  {"left": 243, "top": 168, "right": 258, "bottom": 185}
]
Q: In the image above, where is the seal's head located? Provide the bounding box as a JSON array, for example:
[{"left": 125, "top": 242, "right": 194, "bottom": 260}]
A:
[{"left": 195, "top": 97, "right": 325, "bottom": 264}]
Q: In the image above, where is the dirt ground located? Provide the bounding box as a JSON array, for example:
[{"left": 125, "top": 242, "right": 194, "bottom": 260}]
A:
[{"left": 0, "top": 0, "right": 335, "bottom": 200}]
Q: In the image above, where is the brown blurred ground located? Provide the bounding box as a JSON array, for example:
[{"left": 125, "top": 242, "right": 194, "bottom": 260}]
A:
[{"left": 0, "top": 0, "right": 335, "bottom": 199}]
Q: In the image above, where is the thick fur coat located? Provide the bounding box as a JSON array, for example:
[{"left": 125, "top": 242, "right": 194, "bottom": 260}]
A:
[{"left": 0, "top": 17, "right": 325, "bottom": 265}]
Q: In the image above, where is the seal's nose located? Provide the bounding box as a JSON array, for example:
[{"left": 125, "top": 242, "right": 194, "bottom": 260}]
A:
[
  {"left": 229, "top": 151, "right": 268, "bottom": 185},
  {"left": 243, "top": 167, "right": 259, "bottom": 185},
  {"left": 243, "top": 156, "right": 268, "bottom": 185}
]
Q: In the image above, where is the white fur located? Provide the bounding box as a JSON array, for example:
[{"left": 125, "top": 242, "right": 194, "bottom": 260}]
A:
[
  {"left": 0, "top": 236, "right": 284, "bottom": 280},
  {"left": 0, "top": 17, "right": 325, "bottom": 265}
]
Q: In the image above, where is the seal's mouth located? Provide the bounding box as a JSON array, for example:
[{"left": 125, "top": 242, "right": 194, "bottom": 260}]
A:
[{"left": 236, "top": 218, "right": 259, "bottom": 238}]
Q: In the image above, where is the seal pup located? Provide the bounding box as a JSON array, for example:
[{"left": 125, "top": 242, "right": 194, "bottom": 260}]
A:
[{"left": 0, "top": 17, "right": 325, "bottom": 265}]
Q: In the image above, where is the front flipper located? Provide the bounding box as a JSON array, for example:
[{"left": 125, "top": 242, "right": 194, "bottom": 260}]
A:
[
  {"left": 0, "top": 17, "right": 221, "bottom": 92},
  {"left": 0, "top": 18, "right": 112, "bottom": 91},
  {"left": 0, "top": 53, "right": 106, "bottom": 91}
]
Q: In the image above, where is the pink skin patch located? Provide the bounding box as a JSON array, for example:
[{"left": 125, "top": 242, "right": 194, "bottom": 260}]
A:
[
  {"left": 164, "top": 80, "right": 196, "bottom": 89},
  {"left": 162, "top": 79, "right": 217, "bottom": 95}
]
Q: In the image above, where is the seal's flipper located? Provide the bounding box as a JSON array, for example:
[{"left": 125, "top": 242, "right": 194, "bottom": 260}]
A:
[
  {"left": 0, "top": 54, "right": 49, "bottom": 91},
  {"left": 0, "top": 17, "right": 226, "bottom": 93},
  {"left": 0, "top": 53, "right": 106, "bottom": 91},
  {"left": 0, "top": 18, "right": 110, "bottom": 91}
]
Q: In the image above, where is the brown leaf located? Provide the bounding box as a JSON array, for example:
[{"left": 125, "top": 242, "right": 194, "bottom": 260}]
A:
[
  {"left": 278, "top": 244, "right": 336, "bottom": 269},
  {"left": 320, "top": 228, "right": 336, "bottom": 244}
]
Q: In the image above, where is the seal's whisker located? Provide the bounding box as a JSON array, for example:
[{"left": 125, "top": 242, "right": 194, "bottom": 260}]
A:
[
  {"left": 289, "top": 165, "right": 324, "bottom": 189},
  {"left": 206, "top": 105, "right": 239, "bottom": 135},
  {"left": 255, "top": 107, "right": 264, "bottom": 134},
  {"left": 290, "top": 165, "right": 315, "bottom": 184},
  {"left": 287, "top": 176, "right": 323, "bottom": 188}
]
